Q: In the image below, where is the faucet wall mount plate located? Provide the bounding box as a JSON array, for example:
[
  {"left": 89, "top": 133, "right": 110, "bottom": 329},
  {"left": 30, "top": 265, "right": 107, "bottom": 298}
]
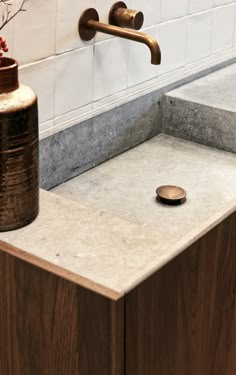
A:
[{"left": 79, "top": 8, "right": 99, "bottom": 41}]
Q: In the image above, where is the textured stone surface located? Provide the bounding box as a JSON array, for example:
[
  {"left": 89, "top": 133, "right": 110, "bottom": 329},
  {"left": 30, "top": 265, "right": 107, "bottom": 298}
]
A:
[
  {"left": 40, "top": 58, "right": 236, "bottom": 191},
  {"left": 165, "top": 63, "right": 236, "bottom": 112},
  {"left": 1, "top": 135, "right": 236, "bottom": 299},
  {"left": 40, "top": 90, "right": 162, "bottom": 190},
  {"left": 162, "top": 96, "right": 236, "bottom": 153},
  {"left": 162, "top": 64, "right": 236, "bottom": 153},
  {"left": 53, "top": 134, "right": 236, "bottom": 230}
]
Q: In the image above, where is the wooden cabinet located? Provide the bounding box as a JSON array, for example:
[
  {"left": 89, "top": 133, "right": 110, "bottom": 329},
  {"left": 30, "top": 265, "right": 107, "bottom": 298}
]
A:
[
  {"left": 0, "top": 252, "right": 124, "bottom": 375},
  {"left": 126, "top": 211, "right": 236, "bottom": 375},
  {"left": 0, "top": 211, "right": 235, "bottom": 375}
]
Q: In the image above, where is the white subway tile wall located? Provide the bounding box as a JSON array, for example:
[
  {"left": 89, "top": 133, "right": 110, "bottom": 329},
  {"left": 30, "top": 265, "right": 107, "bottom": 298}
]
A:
[
  {"left": 95, "top": 0, "right": 118, "bottom": 41},
  {"left": 94, "top": 39, "right": 128, "bottom": 100},
  {"left": 214, "top": 0, "right": 234, "bottom": 5},
  {"left": 189, "top": 0, "right": 213, "bottom": 14},
  {"left": 187, "top": 10, "right": 212, "bottom": 63},
  {"left": 211, "top": 4, "right": 235, "bottom": 53},
  {"left": 4, "top": 0, "right": 236, "bottom": 135},
  {"left": 54, "top": 47, "right": 93, "bottom": 116},
  {"left": 161, "top": 0, "right": 189, "bottom": 21},
  {"left": 56, "top": 0, "right": 95, "bottom": 53},
  {"left": 234, "top": 7, "right": 236, "bottom": 46},
  {"left": 19, "top": 59, "right": 55, "bottom": 124},
  {"left": 13, "top": 0, "right": 57, "bottom": 65},
  {"left": 159, "top": 18, "right": 187, "bottom": 74},
  {"left": 131, "top": 0, "right": 161, "bottom": 27}
]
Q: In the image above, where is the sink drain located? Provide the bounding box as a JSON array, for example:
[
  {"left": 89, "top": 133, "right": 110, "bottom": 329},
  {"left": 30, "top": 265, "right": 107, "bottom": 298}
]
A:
[{"left": 156, "top": 185, "right": 187, "bottom": 206}]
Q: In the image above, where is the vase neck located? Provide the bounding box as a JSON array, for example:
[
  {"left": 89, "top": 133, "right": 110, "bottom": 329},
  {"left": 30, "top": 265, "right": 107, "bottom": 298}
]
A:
[{"left": 0, "top": 58, "right": 19, "bottom": 94}]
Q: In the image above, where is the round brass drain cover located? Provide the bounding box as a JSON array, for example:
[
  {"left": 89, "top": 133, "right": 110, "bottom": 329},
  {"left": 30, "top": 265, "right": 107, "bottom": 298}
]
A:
[{"left": 156, "top": 185, "right": 187, "bottom": 206}]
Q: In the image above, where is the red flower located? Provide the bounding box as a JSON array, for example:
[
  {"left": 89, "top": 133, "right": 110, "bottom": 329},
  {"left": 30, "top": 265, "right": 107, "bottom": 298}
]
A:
[{"left": 0, "top": 37, "right": 8, "bottom": 57}]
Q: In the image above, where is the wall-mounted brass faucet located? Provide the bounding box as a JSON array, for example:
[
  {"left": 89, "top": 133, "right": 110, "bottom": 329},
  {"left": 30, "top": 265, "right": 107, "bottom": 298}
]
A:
[{"left": 79, "top": 2, "right": 161, "bottom": 65}]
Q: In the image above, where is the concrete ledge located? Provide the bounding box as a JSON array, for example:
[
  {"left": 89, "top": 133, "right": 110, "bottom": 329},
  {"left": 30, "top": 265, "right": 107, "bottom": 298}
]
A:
[
  {"left": 40, "top": 60, "right": 236, "bottom": 191},
  {"left": 162, "top": 96, "right": 236, "bottom": 153},
  {"left": 40, "top": 91, "right": 162, "bottom": 190},
  {"left": 162, "top": 63, "right": 236, "bottom": 154}
]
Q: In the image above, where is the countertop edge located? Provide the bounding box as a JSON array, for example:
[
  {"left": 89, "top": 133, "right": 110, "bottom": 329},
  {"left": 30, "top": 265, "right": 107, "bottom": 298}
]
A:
[
  {"left": 120, "top": 199, "right": 236, "bottom": 296},
  {"left": 0, "top": 239, "right": 123, "bottom": 301},
  {"left": 0, "top": 195, "right": 235, "bottom": 300}
]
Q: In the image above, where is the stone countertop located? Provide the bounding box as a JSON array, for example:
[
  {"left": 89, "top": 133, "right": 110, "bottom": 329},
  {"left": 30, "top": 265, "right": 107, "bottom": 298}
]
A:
[
  {"left": 166, "top": 63, "right": 236, "bottom": 113},
  {"left": 0, "top": 135, "right": 236, "bottom": 300}
]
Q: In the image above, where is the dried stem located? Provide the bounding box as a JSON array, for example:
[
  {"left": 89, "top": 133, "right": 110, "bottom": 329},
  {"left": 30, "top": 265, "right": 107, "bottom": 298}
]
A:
[{"left": 0, "top": 0, "right": 28, "bottom": 31}]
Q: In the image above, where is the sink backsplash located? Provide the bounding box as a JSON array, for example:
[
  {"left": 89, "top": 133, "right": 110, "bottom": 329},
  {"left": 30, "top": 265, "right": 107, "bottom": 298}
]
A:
[
  {"left": 2, "top": 1, "right": 235, "bottom": 189},
  {"left": 40, "top": 56, "right": 235, "bottom": 191},
  {"left": 1, "top": 0, "right": 236, "bottom": 137}
]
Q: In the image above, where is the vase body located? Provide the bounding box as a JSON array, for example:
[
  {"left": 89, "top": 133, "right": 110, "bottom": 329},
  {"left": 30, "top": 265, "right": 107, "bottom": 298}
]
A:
[{"left": 0, "top": 57, "right": 39, "bottom": 231}]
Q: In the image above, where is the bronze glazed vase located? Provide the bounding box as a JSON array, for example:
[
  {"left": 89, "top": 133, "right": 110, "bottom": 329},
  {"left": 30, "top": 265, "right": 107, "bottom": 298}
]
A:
[{"left": 0, "top": 57, "right": 39, "bottom": 231}]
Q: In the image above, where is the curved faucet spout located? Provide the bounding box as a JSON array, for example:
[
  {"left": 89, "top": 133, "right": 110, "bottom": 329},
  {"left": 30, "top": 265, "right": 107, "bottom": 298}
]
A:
[
  {"left": 86, "top": 20, "right": 161, "bottom": 65},
  {"left": 143, "top": 34, "right": 161, "bottom": 65}
]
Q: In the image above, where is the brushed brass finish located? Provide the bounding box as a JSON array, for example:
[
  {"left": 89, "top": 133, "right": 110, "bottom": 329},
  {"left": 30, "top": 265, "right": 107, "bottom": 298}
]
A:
[
  {"left": 0, "top": 58, "right": 39, "bottom": 232},
  {"left": 79, "top": 8, "right": 161, "bottom": 65},
  {"left": 79, "top": 8, "right": 99, "bottom": 41},
  {"left": 109, "top": 2, "right": 144, "bottom": 30},
  {"left": 156, "top": 185, "right": 187, "bottom": 206}
]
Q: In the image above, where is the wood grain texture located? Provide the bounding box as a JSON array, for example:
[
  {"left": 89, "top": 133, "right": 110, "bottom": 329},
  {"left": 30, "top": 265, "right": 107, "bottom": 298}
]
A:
[
  {"left": 0, "top": 239, "right": 123, "bottom": 300},
  {"left": 0, "top": 252, "right": 124, "bottom": 375},
  {"left": 126, "top": 211, "right": 236, "bottom": 375}
]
